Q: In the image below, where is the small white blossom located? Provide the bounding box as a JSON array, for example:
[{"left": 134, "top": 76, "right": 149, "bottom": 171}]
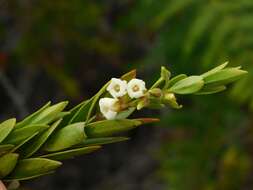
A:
[
  {"left": 106, "top": 78, "right": 128, "bottom": 98},
  {"left": 99, "top": 98, "right": 119, "bottom": 120},
  {"left": 127, "top": 79, "right": 147, "bottom": 99}
]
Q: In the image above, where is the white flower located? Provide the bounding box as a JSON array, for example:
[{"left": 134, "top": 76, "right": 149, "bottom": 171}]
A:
[
  {"left": 99, "top": 98, "right": 119, "bottom": 120},
  {"left": 106, "top": 78, "right": 128, "bottom": 98},
  {"left": 127, "top": 78, "right": 147, "bottom": 99}
]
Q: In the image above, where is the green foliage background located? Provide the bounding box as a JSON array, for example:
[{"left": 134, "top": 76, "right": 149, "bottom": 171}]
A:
[{"left": 0, "top": 0, "right": 252, "bottom": 189}]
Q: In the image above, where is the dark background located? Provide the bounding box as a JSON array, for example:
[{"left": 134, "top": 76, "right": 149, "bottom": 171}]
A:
[{"left": 0, "top": 1, "right": 253, "bottom": 190}]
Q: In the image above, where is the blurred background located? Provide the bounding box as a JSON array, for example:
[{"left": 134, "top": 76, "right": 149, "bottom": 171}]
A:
[{"left": 0, "top": 1, "right": 253, "bottom": 190}]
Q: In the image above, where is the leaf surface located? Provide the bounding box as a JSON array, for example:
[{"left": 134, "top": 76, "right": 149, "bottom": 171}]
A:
[
  {"left": 170, "top": 76, "right": 204, "bottom": 94},
  {"left": 43, "top": 122, "right": 86, "bottom": 152},
  {"left": 3, "top": 125, "right": 49, "bottom": 145},
  {"left": 86, "top": 118, "right": 159, "bottom": 137},
  {"left": 16, "top": 102, "right": 51, "bottom": 129},
  {"left": 0, "top": 153, "right": 19, "bottom": 178},
  {"left": 40, "top": 146, "right": 101, "bottom": 160},
  {"left": 7, "top": 158, "right": 61, "bottom": 181},
  {"left": 21, "top": 119, "right": 62, "bottom": 158},
  {"left": 0, "top": 119, "right": 16, "bottom": 143}
]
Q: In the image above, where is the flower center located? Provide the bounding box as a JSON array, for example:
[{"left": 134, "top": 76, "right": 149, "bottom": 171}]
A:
[
  {"left": 114, "top": 84, "right": 121, "bottom": 92},
  {"left": 133, "top": 85, "right": 140, "bottom": 92}
]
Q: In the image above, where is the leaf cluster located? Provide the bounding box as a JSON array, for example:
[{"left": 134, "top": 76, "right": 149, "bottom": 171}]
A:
[
  {"left": 0, "top": 71, "right": 157, "bottom": 182},
  {"left": 0, "top": 64, "right": 246, "bottom": 185}
]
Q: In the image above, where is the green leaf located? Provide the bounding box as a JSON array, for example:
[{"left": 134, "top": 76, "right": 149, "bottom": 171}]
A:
[
  {"left": 21, "top": 119, "right": 62, "bottom": 158},
  {"left": 40, "top": 146, "right": 101, "bottom": 160},
  {"left": 16, "top": 102, "right": 51, "bottom": 129},
  {"left": 161, "top": 66, "right": 171, "bottom": 88},
  {"left": 54, "top": 112, "right": 71, "bottom": 120},
  {"left": 86, "top": 118, "right": 159, "bottom": 138},
  {"left": 0, "top": 153, "right": 19, "bottom": 178},
  {"left": 43, "top": 122, "right": 86, "bottom": 152},
  {"left": 0, "top": 145, "right": 14, "bottom": 156},
  {"left": 201, "top": 62, "right": 228, "bottom": 78},
  {"left": 11, "top": 132, "right": 40, "bottom": 153},
  {"left": 166, "top": 99, "right": 182, "bottom": 109},
  {"left": 6, "top": 172, "right": 55, "bottom": 182},
  {"left": 163, "top": 93, "right": 182, "bottom": 109},
  {"left": 0, "top": 118, "right": 16, "bottom": 143},
  {"left": 69, "top": 99, "right": 93, "bottom": 124},
  {"left": 30, "top": 101, "right": 68, "bottom": 125},
  {"left": 86, "top": 84, "right": 109, "bottom": 122},
  {"left": 60, "top": 100, "right": 90, "bottom": 127},
  {"left": 115, "top": 107, "right": 136, "bottom": 119},
  {"left": 195, "top": 85, "right": 226, "bottom": 95},
  {"left": 203, "top": 68, "right": 248, "bottom": 86},
  {"left": 3, "top": 124, "right": 49, "bottom": 145},
  {"left": 79, "top": 137, "right": 130, "bottom": 146},
  {"left": 137, "top": 98, "right": 149, "bottom": 110},
  {"left": 169, "top": 76, "right": 204, "bottom": 94},
  {"left": 7, "top": 158, "right": 62, "bottom": 181},
  {"left": 167, "top": 74, "right": 187, "bottom": 88}
]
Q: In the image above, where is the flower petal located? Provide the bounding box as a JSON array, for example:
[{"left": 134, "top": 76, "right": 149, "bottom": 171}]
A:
[
  {"left": 99, "top": 98, "right": 119, "bottom": 120},
  {"left": 107, "top": 78, "right": 127, "bottom": 98},
  {"left": 127, "top": 79, "right": 147, "bottom": 99}
]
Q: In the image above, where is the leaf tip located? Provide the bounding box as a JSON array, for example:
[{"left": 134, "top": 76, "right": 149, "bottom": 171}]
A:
[{"left": 137, "top": 118, "right": 160, "bottom": 124}]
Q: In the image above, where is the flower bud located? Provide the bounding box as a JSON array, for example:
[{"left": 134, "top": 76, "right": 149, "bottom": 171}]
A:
[
  {"left": 149, "top": 88, "right": 162, "bottom": 97},
  {"left": 99, "top": 98, "right": 120, "bottom": 120},
  {"left": 163, "top": 92, "right": 182, "bottom": 109},
  {"left": 164, "top": 93, "right": 176, "bottom": 101}
]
